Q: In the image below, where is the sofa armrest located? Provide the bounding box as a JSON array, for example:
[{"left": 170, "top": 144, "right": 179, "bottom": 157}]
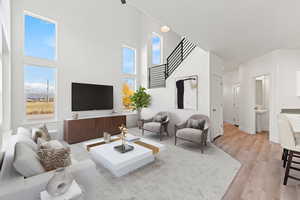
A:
[
  {"left": 0, "top": 160, "right": 99, "bottom": 200},
  {"left": 141, "top": 118, "right": 153, "bottom": 127},
  {"left": 175, "top": 121, "right": 187, "bottom": 130},
  {"left": 141, "top": 118, "right": 153, "bottom": 123},
  {"left": 175, "top": 121, "right": 187, "bottom": 136}
]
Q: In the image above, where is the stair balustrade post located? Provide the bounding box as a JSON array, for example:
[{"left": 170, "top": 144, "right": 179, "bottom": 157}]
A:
[{"left": 181, "top": 42, "right": 184, "bottom": 62}]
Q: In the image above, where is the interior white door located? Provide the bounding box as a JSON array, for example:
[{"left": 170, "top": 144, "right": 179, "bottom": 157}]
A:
[
  {"left": 233, "top": 85, "right": 240, "bottom": 125},
  {"left": 211, "top": 75, "right": 223, "bottom": 140}
]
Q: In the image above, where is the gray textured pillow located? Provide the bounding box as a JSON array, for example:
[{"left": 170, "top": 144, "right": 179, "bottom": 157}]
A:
[
  {"left": 38, "top": 141, "right": 71, "bottom": 171},
  {"left": 187, "top": 119, "right": 206, "bottom": 130},
  {"left": 32, "top": 124, "right": 51, "bottom": 143},
  {"left": 13, "top": 142, "right": 45, "bottom": 177}
]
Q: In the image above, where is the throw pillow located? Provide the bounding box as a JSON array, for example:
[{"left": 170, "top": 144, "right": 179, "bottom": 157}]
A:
[
  {"left": 32, "top": 124, "right": 51, "bottom": 143},
  {"left": 16, "top": 134, "right": 38, "bottom": 151},
  {"left": 17, "top": 127, "right": 32, "bottom": 138},
  {"left": 38, "top": 141, "right": 71, "bottom": 171},
  {"left": 154, "top": 115, "right": 163, "bottom": 122},
  {"left": 13, "top": 142, "right": 45, "bottom": 177},
  {"left": 187, "top": 119, "right": 195, "bottom": 128},
  {"left": 37, "top": 137, "right": 47, "bottom": 147},
  {"left": 187, "top": 119, "right": 206, "bottom": 130}
]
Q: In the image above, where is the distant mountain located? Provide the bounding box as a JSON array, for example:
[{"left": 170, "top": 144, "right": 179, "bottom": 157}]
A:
[{"left": 25, "top": 82, "right": 55, "bottom": 100}]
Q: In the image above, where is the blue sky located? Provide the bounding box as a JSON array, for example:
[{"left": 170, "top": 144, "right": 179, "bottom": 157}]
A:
[
  {"left": 24, "top": 15, "right": 56, "bottom": 92},
  {"left": 25, "top": 15, "right": 56, "bottom": 60},
  {"left": 24, "top": 65, "right": 55, "bottom": 86},
  {"left": 152, "top": 35, "right": 161, "bottom": 65},
  {"left": 123, "top": 47, "right": 135, "bottom": 74}
]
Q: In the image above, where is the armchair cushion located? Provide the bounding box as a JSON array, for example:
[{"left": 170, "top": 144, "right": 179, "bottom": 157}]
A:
[
  {"left": 153, "top": 114, "right": 168, "bottom": 122},
  {"left": 143, "top": 122, "right": 161, "bottom": 133},
  {"left": 141, "top": 117, "right": 153, "bottom": 123},
  {"left": 176, "top": 128, "right": 203, "bottom": 142},
  {"left": 187, "top": 119, "right": 206, "bottom": 130}
]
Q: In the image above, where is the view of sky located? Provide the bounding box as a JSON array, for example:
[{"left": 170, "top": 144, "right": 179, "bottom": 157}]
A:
[
  {"left": 152, "top": 35, "right": 161, "bottom": 65},
  {"left": 24, "top": 65, "right": 56, "bottom": 98},
  {"left": 24, "top": 15, "right": 56, "bottom": 98},
  {"left": 24, "top": 15, "right": 56, "bottom": 60},
  {"left": 123, "top": 47, "right": 135, "bottom": 74},
  {"left": 123, "top": 78, "right": 135, "bottom": 90}
]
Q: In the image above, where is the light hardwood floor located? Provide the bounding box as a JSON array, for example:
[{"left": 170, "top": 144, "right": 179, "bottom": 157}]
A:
[{"left": 214, "top": 123, "right": 300, "bottom": 200}]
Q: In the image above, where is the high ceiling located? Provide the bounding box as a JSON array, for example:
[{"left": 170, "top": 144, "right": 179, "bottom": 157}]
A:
[{"left": 129, "top": 0, "right": 300, "bottom": 71}]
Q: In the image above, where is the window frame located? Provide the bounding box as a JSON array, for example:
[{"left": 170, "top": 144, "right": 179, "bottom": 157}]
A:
[
  {"left": 122, "top": 45, "right": 136, "bottom": 75},
  {"left": 24, "top": 11, "right": 58, "bottom": 61},
  {"left": 23, "top": 11, "right": 58, "bottom": 123},
  {"left": 23, "top": 64, "right": 58, "bottom": 121},
  {"left": 121, "top": 45, "right": 137, "bottom": 111},
  {"left": 151, "top": 32, "right": 163, "bottom": 65}
]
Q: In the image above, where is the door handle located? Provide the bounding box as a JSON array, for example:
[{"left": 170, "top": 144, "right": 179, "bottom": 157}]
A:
[{"left": 213, "top": 109, "right": 216, "bottom": 112}]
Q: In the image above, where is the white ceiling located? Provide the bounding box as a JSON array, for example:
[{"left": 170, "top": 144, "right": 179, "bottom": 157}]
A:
[{"left": 129, "top": 0, "right": 300, "bottom": 71}]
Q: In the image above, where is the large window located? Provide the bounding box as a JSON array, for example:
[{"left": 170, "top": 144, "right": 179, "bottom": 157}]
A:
[
  {"left": 122, "top": 46, "right": 136, "bottom": 110},
  {"left": 25, "top": 14, "right": 56, "bottom": 60},
  {"left": 152, "top": 33, "right": 162, "bottom": 65},
  {"left": 122, "top": 47, "right": 135, "bottom": 74},
  {"left": 24, "top": 65, "right": 56, "bottom": 119},
  {"left": 24, "top": 12, "right": 57, "bottom": 120}
]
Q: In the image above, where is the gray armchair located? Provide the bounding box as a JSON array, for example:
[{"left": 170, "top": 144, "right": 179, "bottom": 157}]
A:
[
  {"left": 141, "top": 112, "right": 170, "bottom": 141},
  {"left": 175, "top": 114, "right": 211, "bottom": 153}
]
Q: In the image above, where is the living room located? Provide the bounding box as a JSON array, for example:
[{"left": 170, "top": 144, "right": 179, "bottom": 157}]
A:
[{"left": 2, "top": 0, "right": 300, "bottom": 199}]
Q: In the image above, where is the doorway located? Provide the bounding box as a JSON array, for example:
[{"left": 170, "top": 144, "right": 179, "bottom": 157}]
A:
[
  {"left": 254, "top": 75, "right": 270, "bottom": 135},
  {"left": 211, "top": 74, "right": 224, "bottom": 140},
  {"left": 233, "top": 84, "right": 240, "bottom": 126}
]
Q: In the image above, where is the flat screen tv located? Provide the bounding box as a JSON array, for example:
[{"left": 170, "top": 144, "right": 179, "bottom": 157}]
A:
[{"left": 72, "top": 82, "right": 113, "bottom": 111}]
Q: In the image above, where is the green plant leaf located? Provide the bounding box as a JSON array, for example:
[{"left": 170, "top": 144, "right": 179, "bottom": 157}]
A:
[{"left": 130, "top": 86, "right": 151, "bottom": 111}]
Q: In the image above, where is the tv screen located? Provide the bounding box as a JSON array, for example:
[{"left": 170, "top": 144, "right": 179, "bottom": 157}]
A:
[{"left": 72, "top": 83, "right": 113, "bottom": 111}]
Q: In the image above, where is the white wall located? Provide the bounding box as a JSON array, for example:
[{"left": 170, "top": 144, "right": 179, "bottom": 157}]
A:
[
  {"left": 142, "top": 47, "right": 211, "bottom": 136},
  {"left": 223, "top": 49, "right": 300, "bottom": 143},
  {"left": 140, "top": 14, "right": 181, "bottom": 88},
  {"left": 223, "top": 70, "right": 239, "bottom": 124},
  {"left": 10, "top": 0, "right": 182, "bottom": 137},
  {"left": 0, "top": 0, "right": 11, "bottom": 150}
]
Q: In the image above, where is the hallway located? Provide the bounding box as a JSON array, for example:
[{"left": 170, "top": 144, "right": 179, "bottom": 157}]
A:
[{"left": 214, "top": 123, "right": 300, "bottom": 200}]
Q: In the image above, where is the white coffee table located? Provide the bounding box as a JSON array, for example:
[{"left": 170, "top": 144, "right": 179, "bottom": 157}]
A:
[{"left": 83, "top": 134, "right": 165, "bottom": 177}]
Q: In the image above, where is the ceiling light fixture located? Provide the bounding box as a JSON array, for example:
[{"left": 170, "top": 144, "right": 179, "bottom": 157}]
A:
[
  {"left": 161, "top": 25, "right": 170, "bottom": 33},
  {"left": 121, "top": 0, "right": 126, "bottom": 4}
]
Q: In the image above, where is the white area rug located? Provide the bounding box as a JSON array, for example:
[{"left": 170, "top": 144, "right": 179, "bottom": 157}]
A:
[{"left": 71, "top": 128, "right": 240, "bottom": 200}]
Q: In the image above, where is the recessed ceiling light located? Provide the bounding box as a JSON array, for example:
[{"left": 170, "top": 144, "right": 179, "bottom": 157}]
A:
[
  {"left": 161, "top": 26, "right": 170, "bottom": 33},
  {"left": 121, "top": 0, "right": 126, "bottom": 4}
]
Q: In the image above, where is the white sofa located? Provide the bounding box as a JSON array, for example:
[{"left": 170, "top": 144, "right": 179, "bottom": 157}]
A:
[{"left": 0, "top": 135, "right": 100, "bottom": 200}]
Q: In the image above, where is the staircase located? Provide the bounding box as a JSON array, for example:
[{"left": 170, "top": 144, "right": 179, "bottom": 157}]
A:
[{"left": 148, "top": 38, "right": 196, "bottom": 88}]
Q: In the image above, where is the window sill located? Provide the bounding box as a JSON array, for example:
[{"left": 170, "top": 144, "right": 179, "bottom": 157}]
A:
[
  {"left": 122, "top": 111, "right": 137, "bottom": 115},
  {"left": 22, "top": 118, "right": 59, "bottom": 126}
]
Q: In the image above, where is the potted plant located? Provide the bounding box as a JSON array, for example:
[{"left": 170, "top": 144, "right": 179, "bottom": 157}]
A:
[{"left": 130, "top": 87, "right": 151, "bottom": 122}]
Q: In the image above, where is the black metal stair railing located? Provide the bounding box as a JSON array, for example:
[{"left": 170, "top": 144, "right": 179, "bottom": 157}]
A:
[
  {"left": 148, "top": 64, "right": 167, "bottom": 88},
  {"left": 148, "top": 38, "right": 196, "bottom": 89}
]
